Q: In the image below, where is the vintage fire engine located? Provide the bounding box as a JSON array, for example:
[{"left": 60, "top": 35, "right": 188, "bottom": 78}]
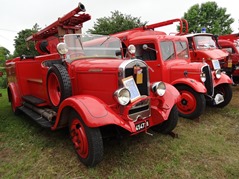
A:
[
  {"left": 5, "top": 3, "right": 181, "bottom": 167},
  {"left": 112, "top": 18, "right": 233, "bottom": 120},
  {"left": 218, "top": 33, "right": 239, "bottom": 82}
]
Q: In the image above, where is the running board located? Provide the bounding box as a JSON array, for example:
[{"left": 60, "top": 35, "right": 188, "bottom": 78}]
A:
[{"left": 18, "top": 106, "right": 53, "bottom": 128}]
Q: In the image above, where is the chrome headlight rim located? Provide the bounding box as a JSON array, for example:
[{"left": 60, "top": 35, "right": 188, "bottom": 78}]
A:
[
  {"left": 151, "top": 81, "right": 166, "bottom": 96},
  {"left": 215, "top": 69, "right": 221, "bottom": 79},
  {"left": 200, "top": 72, "right": 206, "bottom": 82},
  {"left": 114, "top": 88, "right": 131, "bottom": 106},
  {"left": 57, "top": 42, "right": 68, "bottom": 55},
  {"left": 128, "top": 44, "right": 136, "bottom": 55}
]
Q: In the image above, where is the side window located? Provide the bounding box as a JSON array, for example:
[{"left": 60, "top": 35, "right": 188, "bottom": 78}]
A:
[
  {"left": 160, "top": 41, "right": 175, "bottom": 61},
  {"left": 135, "top": 43, "right": 157, "bottom": 61},
  {"left": 175, "top": 41, "right": 189, "bottom": 59}
]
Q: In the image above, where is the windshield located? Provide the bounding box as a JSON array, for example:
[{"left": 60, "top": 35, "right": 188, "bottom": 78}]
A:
[
  {"left": 160, "top": 41, "right": 175, "bottom": 60},
  {"left": 194, "top": 36, "right": 216, "bottom": 49},
  {"left": 64, "top": 34, "right": 122, "bottom": 61}
]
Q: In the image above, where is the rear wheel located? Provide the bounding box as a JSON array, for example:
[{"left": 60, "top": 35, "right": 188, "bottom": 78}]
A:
[
  {"left": 176, "top": 85, "right": 206, "bottom": 119},
  {"left": 8, "top": 90, "right": 21, "bottom": 115},
  {"left": 69, "top": 111, "right": 104, "bottom": 167},
  {"left": 47, "top": 64, "right": 72, "bottom": 111},
  {"left": 151, "top": 105, "right": 178, "bottom": 134}
]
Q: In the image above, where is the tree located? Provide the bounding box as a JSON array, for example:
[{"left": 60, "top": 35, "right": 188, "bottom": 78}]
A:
[
  {"left": 13, "top": 23, "right": 41, "bottom": 57},
  {"left": 87, "top": 10, "right": 147, "bottom": 35},
  {"left": 0, "top": 47, "right": 11, "bottom": 66},
  {"left": 182, "top": 1, "right": 234, "bottom": 35}
]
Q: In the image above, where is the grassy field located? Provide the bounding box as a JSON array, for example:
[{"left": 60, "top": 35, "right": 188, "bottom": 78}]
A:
[{"left": 0, "top": 87, "right": 239, "bottom": 179}]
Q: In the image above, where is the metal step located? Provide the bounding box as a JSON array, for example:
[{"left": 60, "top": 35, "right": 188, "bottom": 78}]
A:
[
  {"left": 18, "top": 106, "right": 52, "bottom": 128},
  {"left": 22, "top": 95, "right": 47, "bottom": 106}
]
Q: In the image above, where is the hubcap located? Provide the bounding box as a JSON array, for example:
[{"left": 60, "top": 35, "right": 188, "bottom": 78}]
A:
[{"left": 70, "top": 118, "right": 89, "bottom": 158}]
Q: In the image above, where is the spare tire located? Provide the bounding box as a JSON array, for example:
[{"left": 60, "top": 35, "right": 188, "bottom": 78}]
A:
[{"left": 47, "top": 64, "right": 72, "bottom": 111}]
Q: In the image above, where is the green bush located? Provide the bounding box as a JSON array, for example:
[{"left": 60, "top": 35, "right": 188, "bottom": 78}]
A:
[{"left": 0, "top": 67, "right": 7, "bottom": 89}]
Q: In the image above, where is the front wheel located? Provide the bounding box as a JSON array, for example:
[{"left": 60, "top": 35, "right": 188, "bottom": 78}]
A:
[
  {"left": 69, "top": 111, "right": 104, "bottom": 167},
  {"left": 151, "top": 105, "right": 178, "bottom": 134},
  {"left": 176, "top": 85, "right": 206, "bottom": 120},
  {"left": 210, "top": 84, "right": 232, "bottom": 108}
]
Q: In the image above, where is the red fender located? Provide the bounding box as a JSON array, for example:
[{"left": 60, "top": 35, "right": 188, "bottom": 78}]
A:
[
  {"left": 164, "top": 83, "right": 181, "bottom": 103},
  {"left": 171, "top": 78, "right": 207, "bottom": 93},
  {"left": 149, "top": 83, "right": 179, "bottom": 126},
  {"left": 7, "top": 82, "right": 22, "bottom": 109},
  {"left": 52, "top": 95, "right": 133, "bottom": 131},
  {"left": 213, "top": 73, "right": 233, "bottom": 87}
]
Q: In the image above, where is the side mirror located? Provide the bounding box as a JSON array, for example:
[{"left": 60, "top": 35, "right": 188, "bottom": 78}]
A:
[{"left": 142, "top": 44, "right": 148, "bottom": 50}]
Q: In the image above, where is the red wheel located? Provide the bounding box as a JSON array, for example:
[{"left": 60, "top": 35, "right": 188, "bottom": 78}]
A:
[
  {"left": 48, "top": 73, "right": 61, "bottom": 107},
  {"left": 70, "top": 117, "right": 89, "bottom": 158},
  {"left": 69, "top": 111, "right": 103, "bottom": 167},
  {"left": 176, "top": 85, "right": 206, "bottom": 119},
  {"left": 178, "top": 90, "right": 197, "bottom": 114},
  {"left": 47, "top": 64, "right": 72, "bottom": 111}
]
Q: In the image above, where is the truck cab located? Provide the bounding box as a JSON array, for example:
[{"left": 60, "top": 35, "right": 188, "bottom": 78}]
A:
[{"left": 184, "top": 33, "right": 230, "bottom": 75}]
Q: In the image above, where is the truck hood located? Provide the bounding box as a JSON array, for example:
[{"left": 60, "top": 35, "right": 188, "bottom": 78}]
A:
[
  {"left": 71, "top": 58, "right": 123, "bottom": 72},
  {"left": 170, "top": 61, "right": 204, "bottom": 72},
  {"left": 196, "top": 49, "right": 228, "bottom": 59}
]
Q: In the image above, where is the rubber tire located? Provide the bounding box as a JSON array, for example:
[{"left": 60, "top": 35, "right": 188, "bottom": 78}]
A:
[
  {"left": 176, "top": 85, "right": 206, "bottom": 120},
  {"left": 210, "top": 84, "right": 232, "bottom": 108},
  {"left": 151, "top": 105, "right": 178, "bottom": 134},
  {"left": 47, "top": 64, "right": 72, "bottom": 111},
  {"left": 69, "top": 111, "right": 104, "bottom": 167}
]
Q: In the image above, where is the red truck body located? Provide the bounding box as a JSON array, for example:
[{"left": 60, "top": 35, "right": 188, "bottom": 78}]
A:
[
  {"left": 112, "top": 18, "right": 232, "bottom": 120},
  {"left": 5, "top": 3, "right": 180, "bottom": 167}
]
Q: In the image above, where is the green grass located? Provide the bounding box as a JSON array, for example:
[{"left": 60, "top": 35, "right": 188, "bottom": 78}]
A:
[{"left": 0, "top": 88, "right": 239, "bottom": 178}]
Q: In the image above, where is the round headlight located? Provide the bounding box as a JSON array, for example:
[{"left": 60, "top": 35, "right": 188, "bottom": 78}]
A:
[
  {"left": 215, "top": 69, "right": 221, "bottom": 79},
  {"left": 114, "top": 88, "right": 131, "bottom": 105},
  {"left": 57, "top": 43, "right": 68, "bottom": 55},
  {"left": 128, "top": 44, "right": 136, "bottom": 55},
  {"left": 151, "top": 82, "right": 166, "bottom": 96},
  {"left": 200, "top": 72, "right": 206, "bottom": 82}
]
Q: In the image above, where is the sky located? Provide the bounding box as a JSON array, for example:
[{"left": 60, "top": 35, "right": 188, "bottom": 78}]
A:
[{"left": 0, "top": 0, "right": 238, "bottom": 54}]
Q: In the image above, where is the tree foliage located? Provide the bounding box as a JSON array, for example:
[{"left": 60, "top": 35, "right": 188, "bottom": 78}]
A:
[
  {"left": 0, "top": 47, "right": 11, "bottom": 66},
  {"left": 182, "top": 1, "right": 234, "bottom": 35},
  {"left": 87, "top": 10, "right": 147, "bottom": 35},
  {"left": 13, "top": 23, "right": 41, "bottom": 57}
]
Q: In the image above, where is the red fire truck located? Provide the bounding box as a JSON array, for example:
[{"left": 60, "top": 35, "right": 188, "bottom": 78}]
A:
[
  {"left": 176, "top": 19, "right": 235, "bottom": 82},
  {"left": 5, "top": 3, "right": 181, "bottom": 167},
  {"left": 218, "top": 33, "right": 239, "bottom": 82},
  {"left": 112, "top": 18, "right": 233, "bottom": 120}
]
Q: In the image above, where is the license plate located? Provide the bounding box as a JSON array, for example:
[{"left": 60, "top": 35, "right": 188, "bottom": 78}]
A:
[{"left": 135, "top": 120, "right": 149, "bottom": 131}]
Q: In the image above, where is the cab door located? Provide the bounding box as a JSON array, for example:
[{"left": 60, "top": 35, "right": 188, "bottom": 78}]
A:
[{"left": 128, "top": 39, "right": 164, "bottom": 83}]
